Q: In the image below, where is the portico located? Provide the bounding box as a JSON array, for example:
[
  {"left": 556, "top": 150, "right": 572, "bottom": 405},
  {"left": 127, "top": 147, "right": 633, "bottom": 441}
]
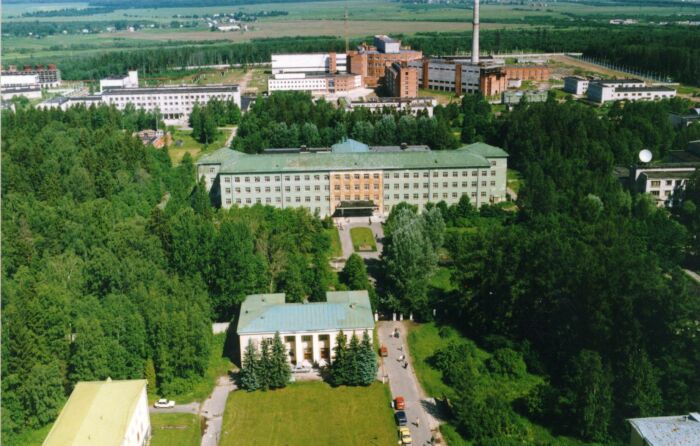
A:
[{"left": 236, "top": 291, "right": 374, "bottom": 367}]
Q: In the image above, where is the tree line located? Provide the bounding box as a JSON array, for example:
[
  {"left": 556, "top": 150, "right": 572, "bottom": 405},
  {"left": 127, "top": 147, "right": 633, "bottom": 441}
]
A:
[
  {"left": 233, "top": 91, "right": 459, "bottom": 153},
  {"left": 189, "top": 98, "right": 241, "bottom": 144}
]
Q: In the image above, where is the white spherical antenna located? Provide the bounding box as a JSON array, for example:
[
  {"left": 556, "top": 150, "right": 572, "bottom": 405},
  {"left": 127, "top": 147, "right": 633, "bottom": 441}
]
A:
[{"left": 639, "top": 149, "right": 653, "bottom": 163}]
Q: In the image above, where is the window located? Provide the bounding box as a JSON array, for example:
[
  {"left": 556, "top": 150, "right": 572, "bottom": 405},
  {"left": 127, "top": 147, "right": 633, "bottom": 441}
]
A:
[
  {"left": 404, "top": 194, "right": 409, "bottom": 199},
  {"left": 285, "top": 186, "right": 291, "bottom": 192},
  {"left": 305, "top": 186, "right": 310, "bottom": 191},
  {"left": 224, "top": 177, "right": 231, "bottom": 183},
  {"left": 491, "top": 161, "right": 497, "bottom": 166},
  {"left": 423, "top": 172, "right": 430, "bottom": 178},
  {"left": 334, "top": 185, "right": 341, "bottom": 190},
  {"left": 650, "top": 180, "right": 661, "bottom": 187},
  {"left": 275, "top": 176, "right": 280, "bottom": 181},
  {"left": 265, "top": 176, "right": 270, "bottom": 182},
  {"left": 305, "top": 197, "right": 311, "bottom": 202},
  {"left": 403, "top": 173, "right": 410, "bottom": 178},
  {"left": 304, "top": 175, "right": 310, "bottom": 180},
  {"left": 315, "top": 185, "right": 320, "bottom": 191},
  {"left": 452, "top": 192, "right": 458, "bottom": 198},
  {"left": 481, "top": 191, "right": 487, "bottom": 197},
  {"left": 244, "top": 177, "right": 250, "bottom": 182},
  {"left": 294, "top": 176, "right": 300, "bottom": 181},
  {"left": 462, "top": 182, "right": 468, "bottom": 187},
  {"left": 471, "top": 192, "right": 477, "bottom": 198},
  {"left": 452, "top": 182, "right": 458, "bottom": 187},
  {"left": 491, "top": 181, "right": 496, "bottom": 186},
  {"left": 275, "top": 186, "right": 281, "bottom": 192},
  {"left": 335, "top": 174, "right": 341, "bottom": 179},
  {"left": 413, "top": 173, "right": 419, "bottom": 178},
  {"left": 255, "top": 187, "right": 261, "bottom": 192},
  {"left": 209, "top": 167, "right": 215, "bottom": 173},
  {"left": 472, "top": 171, "right": 478, "bottom": 176},
  {"left": 482, "top": 171, "right": 488, "bottom": 176},
  {"left": 462, "top": 171, "right": 469, "bottom": 177},
  {"left": 394, "top": 173, "right": 400, "bottom": 179},
  {"left": 666, "top": 180, "right": 673, "bottom": 186},
  {"left": 295, "top": 197, "right": 301, "bottom": 202},
  {"left": 285, "top": 176, "right": 290, "bottom": 181},
  {"left": 225, "top": 188, "right": 231, "bottom": 193},
  {"left": 384, "top": 173, "right": 390, "bottom": 178},
  {"left": 364, "top": 173, "right": 370, "bottom": 179},
  {"left": 373, "top": 173, "right": 380, "bottom": 179},
  {"left": 482, "top": 181, "right": 487, "bottom": 187},
  {"left": 442, "top": 172, "right": 448, "bottom": 177},
  {"left": 245, "top": 187, "right": 251, "bottom": 193},
  {"left": 235, "top": 188, "right": 241, "bottom": 193},
  {"left": 254, "top": 177, "right": 260, "bottom": 182},
  {"left": 354, "top": 184, "right": 361, "bottom": 191},
  {"left": 394, "top": 194, "right": 400, "bottom": 199},
  {"left": 413, "top": 194, "right": 419, "bottom": 199},
  {"left": 225, "top": 198, "right": 232, "bottom": 204},
  {"left": 265, "top": 187, "right": 271, "bottom": 192},
  {"left": 452, "top": 171, "right": 458, "bottom": 177},
  {"left": 345, "top": 174, "right": 351, "bottom": 180}
]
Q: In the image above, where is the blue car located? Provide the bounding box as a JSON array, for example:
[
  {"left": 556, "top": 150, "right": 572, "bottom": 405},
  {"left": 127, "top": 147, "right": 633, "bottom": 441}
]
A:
[{"left": 395, "top": 410, "right": 408, "bottom": 426}]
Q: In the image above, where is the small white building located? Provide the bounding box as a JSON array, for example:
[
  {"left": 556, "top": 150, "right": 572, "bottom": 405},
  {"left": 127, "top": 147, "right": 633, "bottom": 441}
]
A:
[
  {"left": 587, "top": 79, "right": 676, "bottom": 103},
  {"left": 346, "top": 97, "right": 437, "bottom": 117},
  {"left": 268, "top": 73, "right": 361, "bottom": 94},
  {"left": 1, "top": 73, "right": 40, "bottom": 88},
  {"left": 628, "top": 412, "right": 700, "bottom": 446},
  {"left": 100, "top": 70, "right": 139, "bottom": 92},
  {"left": 563, "top": 75, "right": 590, "bottom": 95},
  {"left": 42, "top": 379, "right": 150, "bottom": 446},
  {"left": 237, "top": 291, "right": 374, "bottom": 367}
]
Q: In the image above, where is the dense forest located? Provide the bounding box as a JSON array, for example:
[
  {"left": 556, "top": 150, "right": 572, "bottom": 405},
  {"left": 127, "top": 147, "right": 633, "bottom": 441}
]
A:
[
  {"left": 233, "top": 92, "right": 459, "bottom": 152},
  {"left": 27, "top": 27, "right": 698, "bottom": 86}
]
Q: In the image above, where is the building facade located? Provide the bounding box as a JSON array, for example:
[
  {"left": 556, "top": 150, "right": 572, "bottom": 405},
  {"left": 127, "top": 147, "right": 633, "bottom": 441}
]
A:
[
  {"left": 43, "top": 379, "right": 150, "bottom": 446},
  {"left": 271, "top": 53, "right": 347, "bottom": 75},
  {"left": 237, "top": 291, "right": 374, "bottom": 367},
  {"left": 2, "top": 64, "right": 61, "bottom": 87},
  {"left": 385, "top": 62, "right": 418, "bottom": 98},
  {"left": 345, "top": 97, "right": 437, "bottom": 117},
  {"left": 347, "top": 36, "right": 422, "bottom": 88},
  {"left": 502, "top": 90, "right": 548, "bottom": 106},
  {"left": 587, "top": 79, "right": 676, "bottom": 103},
  {"left": 100, "top": 70, "right": 139, "bottom": 92},
  {"left": 563, "top": 76, "right": 590, "bottom": 95},
  {"left": 197, "top": 139, "right": 509, "bottom": 217},
  {"left": 268, "top": 73, "right": 361, "bottom": 93}
]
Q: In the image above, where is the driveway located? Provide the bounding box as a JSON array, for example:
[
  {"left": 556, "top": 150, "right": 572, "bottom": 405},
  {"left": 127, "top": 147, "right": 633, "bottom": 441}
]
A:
[
  {"left": 149, "top": 402, "right": 199, "bottom": 415},
  {"left": 201, "top": 375, "right": 236, "bottom": 446},
  {"left": 335, "top": 216, "right": 385, "bottom": 260},
  {"left": 378, "top": 321, "right": 439, "bottom": 446}
]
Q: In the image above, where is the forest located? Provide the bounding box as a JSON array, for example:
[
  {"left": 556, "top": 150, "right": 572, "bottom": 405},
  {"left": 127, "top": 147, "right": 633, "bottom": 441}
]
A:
[
  {"left": 30, "top": 26, "right": 699, "bottom": 87},
  {"left": 232, "top": 92, "right": 459, "bottom": 152}
]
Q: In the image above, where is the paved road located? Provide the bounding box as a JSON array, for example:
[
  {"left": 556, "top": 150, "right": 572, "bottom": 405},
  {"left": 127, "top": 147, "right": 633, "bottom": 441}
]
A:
[
  {"left": 149, "top": 402, "right": 199, "bottom": 415},
  {"left": 201, "top": 375, "right": 236, "bottom": 446},
  {"left": 378, "top": 321, "right": 438, "bottom": 446}
]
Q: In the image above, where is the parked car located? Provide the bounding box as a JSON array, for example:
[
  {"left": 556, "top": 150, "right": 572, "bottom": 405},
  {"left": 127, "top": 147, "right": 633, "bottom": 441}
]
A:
[
  {"left": 153, "top": 398, "right": 175, "bottom": 409},
  {"left": 398, "top": 426, "right": 412, "bottom": 445},
  {"left": 380, "top": 345, "right": 388, "bottom": 357},
  {"left": 395, "top": 410, "right": 408, "bottom": 426},
  {"left": 394, "top": 396, "right": 405, "bottom": 410}
]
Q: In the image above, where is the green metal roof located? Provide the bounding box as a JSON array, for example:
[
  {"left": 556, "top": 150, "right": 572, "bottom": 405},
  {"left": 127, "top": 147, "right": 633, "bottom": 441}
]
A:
[
  {"left": 237, "top": 291, "right": 374, "bottom": 335},
  {"left": 43, "top": 379, "right": 147, "bottom": 446},
  {"left": 198, "top": 142, "right": 507, "bottom": 174}
]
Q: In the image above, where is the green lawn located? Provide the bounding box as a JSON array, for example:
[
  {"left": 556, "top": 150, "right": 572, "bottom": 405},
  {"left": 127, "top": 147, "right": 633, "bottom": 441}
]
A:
[
  {"left": 350, "top": 227, "right": 377, "bottom": 252},
  {"left": 326, "top": 227, "right": 343, "bottom": 258},
  {"left": 150, "top": 413, "right": 201, "bottom": 446},
  {"left": 9, "top": 423, "right": 54, "bottom": 446},
  {"left": 168, "top": 127, "right": 231, "bottom": 164},
  {"left": 164, "top": 333, "right": 235, "bottom": 404},
  {"left": 221, "top": 381, "right": 396, "bottom": 446}
]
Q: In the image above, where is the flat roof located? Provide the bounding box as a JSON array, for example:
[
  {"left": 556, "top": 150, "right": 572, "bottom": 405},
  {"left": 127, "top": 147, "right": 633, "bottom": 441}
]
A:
[
  {"left": 237, "top": 291, "right": 374, "bottom": 334},
  {"left": 615, "top": 86, "right": 676, "bottom": 92},
  {"left": 43, "top": 380, "right": 147, "bottom": 446},
  {"left": 102, "top": 85, "right": 239, "bottom": 96},
  {"left": 641, "top": 170, "right": 695, "bottom": 180},
  {"left": 198, "top": 142, "right": 508, "bottom": 173},
  {"left": 628, "top": 413, "right": 700, "bottom": 446}
]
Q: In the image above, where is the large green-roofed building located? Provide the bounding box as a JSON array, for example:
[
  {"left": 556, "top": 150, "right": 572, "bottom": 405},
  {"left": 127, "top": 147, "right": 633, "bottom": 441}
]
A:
[
  {"left": 43, "top": 379, "right": 150, "bottom": 446},
  {"left": 197, "top": 140, "right": 508, "bottom": 217},
  {"left": 237, "top": 291, "right": 374, "bottom": 367}
]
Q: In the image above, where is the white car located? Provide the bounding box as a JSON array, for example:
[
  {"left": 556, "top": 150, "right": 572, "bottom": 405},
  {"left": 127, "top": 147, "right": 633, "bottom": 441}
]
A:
[{"left": 153, "top": 398, "right": 175, "bottom": 409}]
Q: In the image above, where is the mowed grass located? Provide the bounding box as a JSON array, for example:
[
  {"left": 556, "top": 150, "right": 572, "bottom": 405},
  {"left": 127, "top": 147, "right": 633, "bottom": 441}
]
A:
[
  {"left": 326, "top": 227, "right": 344, "bottom": 258},
  {"left": 350, "top": 227, "right": 376, "bottom": 252},
  {"left": 168, "top": 128, "right": 231, "bottom": 165},
  {"left": 220, "top": 381, "right": 396, "bottom": 446},
  {"left": 150, "top": 413, "right": 201, "bottom": 446}
]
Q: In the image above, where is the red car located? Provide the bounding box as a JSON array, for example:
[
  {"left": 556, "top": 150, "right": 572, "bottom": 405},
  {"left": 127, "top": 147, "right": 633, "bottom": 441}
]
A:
[
  {"left": 394, "top": 396, "right": 405, "bottom": 410},
  {"left": 380, "top": 345, "right": 388, "bottom": 357}
]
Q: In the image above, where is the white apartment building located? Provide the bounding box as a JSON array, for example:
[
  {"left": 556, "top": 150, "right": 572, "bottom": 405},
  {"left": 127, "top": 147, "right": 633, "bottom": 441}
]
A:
[
  {"left": 1, "top": 73, "right": 39, "bottom": 88},
  {"left": 237, "top": 291, "right": 374, "bottom": 367},
  {"left": 271, "top": 53, "right": 347, "bottom": 75},
  {"left": 587, "top": 79, "right": 676, "bottom": 103},
  {"left": 268, "top": 73, "right": 362, "bottom": 93},
  {"left": 43, "top": 379, "right": 150, "bottom": 446},
  {"left": 563, "top": 76, "right": 590, "bottom": 95},
  {"left": 100, "top": 70, "right": 139, "bottom": 92},
  {"left": 101, "top": 85, "right": 240, "bottom": 123},
  {"left": 346, "top": 97, "right": 437, "bottom": 117}
]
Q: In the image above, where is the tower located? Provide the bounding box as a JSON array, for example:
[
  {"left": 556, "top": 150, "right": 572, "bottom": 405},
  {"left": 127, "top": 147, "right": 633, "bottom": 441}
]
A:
[{"left": 471, "top": 0, "right": 480, "bottom": 64}]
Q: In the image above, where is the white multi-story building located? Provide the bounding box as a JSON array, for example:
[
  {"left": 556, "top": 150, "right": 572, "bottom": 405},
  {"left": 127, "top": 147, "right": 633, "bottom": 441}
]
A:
[
  {"left": 1, "top": 65, "right": 61, "bottom": 87},
  {"left": 409, "top": 58, "right": 484, "bottom": 94},
  {"left": 563, "top": 76, "right": 590, "bottom": 95},
  {"left": 268, "top": 73, "right": 361, "bottom": 93},
  {"left": 43, "top": 379, "right": 150, "bottom": 446},
  {"left": 271, "top": 53, "right": 347, "bottom": 75},
  {"left": 345, "top": 97, "right": 437, "bottom": 117},
  {"left": 237, "top": 291, "right": 374, "bottom": 367},
  {"left": 197, "top": 139, "right": 508, "bottom": 217},
  {"left": 100, "top": 70, "right": 139, "bottom": 92},
  {"left": 587, "top": 79, "right": 676, "bottom": 103},
  {"left": 1, "top": 73, "right": 39, "bottom": 88}
]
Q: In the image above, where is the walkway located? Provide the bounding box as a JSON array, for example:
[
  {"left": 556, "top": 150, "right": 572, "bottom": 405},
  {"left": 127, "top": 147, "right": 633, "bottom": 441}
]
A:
[
  {"left": 335, "top": 216, "right": 385, "bottom": 260},
  {"left": 378, "top": 321, "right": 440, "bottom": 446},
  {"left": 201, "top": 375, "right": 236, "bottom": 446}
]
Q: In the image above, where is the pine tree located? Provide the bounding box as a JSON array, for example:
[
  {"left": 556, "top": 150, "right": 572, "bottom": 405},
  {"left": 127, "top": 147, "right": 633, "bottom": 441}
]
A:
[
  {"left": 346, "top": 333, "right": 361, "bottom": 386},
  {"left": 358, "top": 331, "right": 378, "bottom": 386},
  {"left": 268, "top": 332, "right": 291, "bottom": 389},
  {"left": 331, "top": 331, "right": 348, "bottom": 386},
  {"left": 144, "top": 358, "right": 157, "bottom": 394},
  {"left": 258, "top": 338, "right": 273, "bottom": 390},
  {"left": 240, "top": 339, "right": 261, "bottom": 392}
]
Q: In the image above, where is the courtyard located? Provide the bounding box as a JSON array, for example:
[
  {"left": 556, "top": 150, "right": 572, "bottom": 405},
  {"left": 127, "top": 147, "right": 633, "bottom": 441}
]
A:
[{"left": 220, "top": 381, "right": 396, "bottom": 446}]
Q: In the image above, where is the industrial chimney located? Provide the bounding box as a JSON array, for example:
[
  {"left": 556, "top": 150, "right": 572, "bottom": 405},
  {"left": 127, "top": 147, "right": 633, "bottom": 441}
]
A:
[{"left": 471, "top": 0, "right": 480, "bottom": 64}]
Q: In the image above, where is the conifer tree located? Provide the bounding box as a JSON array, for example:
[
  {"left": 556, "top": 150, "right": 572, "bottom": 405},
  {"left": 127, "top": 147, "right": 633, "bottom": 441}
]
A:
[
  {"left": 331, "top": 331, "right": 348, "bottom": 386},
  {"left": 268, "top": 332, "right": 291, "bottom": 389},
  {"left": 346, "top": 333, "right": 361, "bottom": 386},
  {"left": 358, "top": 331, "right": 378, "bottom": 386},
  {"left": 144, "top": 358, "right": 157, "bottom": 394},
  {"left": 240, "top": 339, "right": 261, "bottom": 391},
  {"left": 258, "top": 338, "right": 273, "bottom": 390}
]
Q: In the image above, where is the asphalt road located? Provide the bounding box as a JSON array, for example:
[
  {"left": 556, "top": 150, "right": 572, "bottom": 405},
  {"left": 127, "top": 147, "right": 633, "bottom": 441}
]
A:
[
  {"left": 201, "top": 375, "right": 236, "bottom": 446},
  {"left": 149, "top": 402, "right": 199, "bottom": 415},
  {"left": 378, "top": 321, "right": 438, "bottom": 446}
]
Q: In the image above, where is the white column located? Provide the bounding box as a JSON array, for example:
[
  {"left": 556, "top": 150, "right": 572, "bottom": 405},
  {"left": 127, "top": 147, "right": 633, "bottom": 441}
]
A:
[
  {"left": 312, "top": 334, "right": 320, "bottom": 364},
  {"left": 294, "top": 334, "right": 303, "bottom": 366}
]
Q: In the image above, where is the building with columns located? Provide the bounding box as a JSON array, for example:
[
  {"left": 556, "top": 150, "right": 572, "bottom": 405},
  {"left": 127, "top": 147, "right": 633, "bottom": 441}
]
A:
[{"left": 236, "top": 291, "right": 374, "bottom": 367}]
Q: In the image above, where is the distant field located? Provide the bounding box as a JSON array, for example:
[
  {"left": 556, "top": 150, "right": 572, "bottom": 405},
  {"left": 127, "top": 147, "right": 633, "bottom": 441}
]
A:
[{"left": 221, "top": 381, "right": 396, "bottom": 446}]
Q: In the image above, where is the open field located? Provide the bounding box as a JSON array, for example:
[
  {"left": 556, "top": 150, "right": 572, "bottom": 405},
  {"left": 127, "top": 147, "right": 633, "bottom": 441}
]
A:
[
  {"left": 350, "top": 227, "right": 376, "bottom": 252},
  {"left": 150, "top": 413, "right": 201, "bottom": 446},
  {"left": 220, "top": 381, "right": 396, "bottom": 446}
]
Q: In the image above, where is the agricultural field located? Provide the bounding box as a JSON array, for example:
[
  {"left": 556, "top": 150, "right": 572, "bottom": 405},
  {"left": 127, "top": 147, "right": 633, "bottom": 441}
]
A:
[{"left": 220, "top": 381, "right": 396, "bottom": 446}]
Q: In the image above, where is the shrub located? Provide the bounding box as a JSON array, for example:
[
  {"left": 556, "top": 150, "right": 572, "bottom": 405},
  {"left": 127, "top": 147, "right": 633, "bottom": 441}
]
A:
[{"left": 485, "top": 348, "right": 527, "bottom": 378}]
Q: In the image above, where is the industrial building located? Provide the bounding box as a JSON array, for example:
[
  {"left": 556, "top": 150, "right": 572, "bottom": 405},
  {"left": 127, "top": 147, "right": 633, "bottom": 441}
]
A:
[
  {"left": 587, "top": 79, "right": 676, "bottom": 103},
  {"left": 42, "top": 379, "right": 150, "bottom": 446},
  {"left": 268, "top": 73, "right": 362, "bottom": 94},
  {"left": 100, "top": 70, "right": 139, "bottom": 92},
  {"left": 271, "top": 53, "right": 347, "bottom": 75},
  {"left": 196, "top": 139, "right": 508, "bottom": 217},
  {"left": 385, "top": 62, "right": 418, "bottom": 98},
  {"left": 502, "top": 90, "right": 548, "bottom": 106},
  {"left": 1, "top": 87, "right": 42, "bottom": 100},
  {"left": 1, "top": 64, "right": 61, "bottom": 87},
  {"left": 345, "top": 97, "right": 437, "bottom": 117},
  {"left": 563, "top": 76, "right": 590, "bottom": 95},
  {"left": 668, "top": 108, "right": 700, "bottom": 128},
  {"left": 347, "top": 35, "right": 422, "bottom": 88},
  {"left": 237, "top": 291, "right": 374, "bottom": 367}
]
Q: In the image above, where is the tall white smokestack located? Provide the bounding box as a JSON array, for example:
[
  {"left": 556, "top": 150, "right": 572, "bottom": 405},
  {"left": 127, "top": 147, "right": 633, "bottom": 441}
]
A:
[{"left": 471, "top": 0, "right": 480, "bottom": 64}]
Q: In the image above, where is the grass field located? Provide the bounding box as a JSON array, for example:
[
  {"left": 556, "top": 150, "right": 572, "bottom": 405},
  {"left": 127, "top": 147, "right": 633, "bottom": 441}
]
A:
[
  {"left": 350, "top": 227, "right": 376, "bottom": 252},
  {"left": 164, "top": 333, "right": 235, "bottom": 404},
  {"left": 326, "top": 227, "right": 344, "bottom": 258},
  {"left": 220, "top": 381, "right": 396, "bottom": 446},
  {"left": 150, "top": 413, "right": 201, "bottom": 446},
  {"left": 168, "top": 127, "right": 231, "bottom": 165}
]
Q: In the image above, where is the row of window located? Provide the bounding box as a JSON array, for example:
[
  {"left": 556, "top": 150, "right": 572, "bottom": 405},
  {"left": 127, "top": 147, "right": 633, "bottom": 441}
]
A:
[
  {"left": 222, "top": 168, "right": 498, "bottom": 183},
  {"left": 649, "top": 179, "right": 684, "bottom": 188},
  {"left": 225, "top": 180, "right": 498, "bottom": 195},
  {"left": 223, "top": 190, "right": 492, "bottom": 206}
]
